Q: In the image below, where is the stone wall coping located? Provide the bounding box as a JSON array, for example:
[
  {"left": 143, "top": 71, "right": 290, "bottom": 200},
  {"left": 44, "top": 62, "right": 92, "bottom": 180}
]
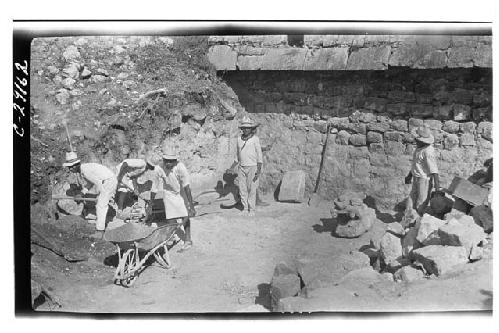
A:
[{"left": 208, "top": 35, "right": 492, "bottom": 70}]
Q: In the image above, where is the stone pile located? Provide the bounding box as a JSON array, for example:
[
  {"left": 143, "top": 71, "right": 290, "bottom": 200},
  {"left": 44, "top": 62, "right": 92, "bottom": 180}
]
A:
[
  {"left": 367, "top": 211, "right": 490, "bottom": 281},
  {"left": 330, "top": 192, "right": 377, "bottom": 238},
  {"left": 269, "top": 252, "right": 370, "bottom": 311}
]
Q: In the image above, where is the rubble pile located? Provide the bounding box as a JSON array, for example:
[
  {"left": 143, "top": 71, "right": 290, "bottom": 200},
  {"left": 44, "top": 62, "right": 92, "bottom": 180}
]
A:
[{"left": 329, "top": 192, "right": 377, "bottom": 238}]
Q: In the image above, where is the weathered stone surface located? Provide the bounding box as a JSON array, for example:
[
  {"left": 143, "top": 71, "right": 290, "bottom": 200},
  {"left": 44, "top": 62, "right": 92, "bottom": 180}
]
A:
[
  {"left": 459, "top": 122, "right": 476, "bottom": 134},
  {"left": 369, "top": 143, "right": 384, "bottom": 153},
  {"left": 469, "top": 245, "right": 483, "bottom": 261},
  {"left": 349, "top": 134, "right": 367, "bottom": 146},
  {"left": 470, "top": 205, "right": 493, "bottom": 233},
  {"left": 294, "top": 252, "right": 370, "bottom": 291},
  {"left": 278, "top": 170, "right": 306, "bottom": 203},
  {"left": 379, "top": 232, "right": 403, "bottom": 270},
  {"left": 442, "top": 120, "right": 460, "bottom": 133},
  {"left": 473, "top": 43, "right": 492, "bottom": 68},
  {"left": 63, "top": 45, "right": 81, "bottom": 61},
  {"left": 438, "top": 217, "right": 487, "bottom": 254},
  {"left": 411, "top": 245, "right": 469, "bottom": 276},
  {"left": 477, "top": 122, "right": 492, "bottom": 141},
  {"left": 416, "top": 214, "right": 446, "bottom": 246},
  {"left": 335, "top": 205, "right": 376, "bottom": 238},
  {"left": 448, "top": 46, "right": 474, "bottom": 68},
  {"left": 384, "top": 131, "right": 403, "bottom": 142},
  {"left": 260, "top": 48, "right": 308, "bottom": 70},
  {"left": 367, "top": 121, "right": 391, "bottom": 133},
  {"left": 335, "top": 130, "right": 351, "bottom": 145},
  {"left": 384, "top": 141, "right": 405, "bottom": 156},
  {"left": 80, "top": 68, "right": 92, "bottom": 79},
  {"left": 270, "top": 274, "right": 301, "bottom": 310},
  {"left": 390, "top": 120, "right": 408, "bottom": 132},
  {"left": 208, "top": 45, "right": 237, "bottom": 70},
  {"left": 346, "top": 46, "right": 391, "bottom": 70},
  {"left": 357, "top": 112, "right": 377, "bottom": 123},
  {"left": 459, "top": 133, "right": 475, "bottom": 147},
  {"left": 408, "top": 118, "right": 424, "bottom": 131},
  {"left": 409, "top": 104, "right": 433, "bottom": 118},
  {"left": 444, "top": 134, "right": 459, "bottom": 150},
  {"left": 304, "top": 48, "right": 348, "bottom": 70},
  {"left": 55, "top": 89, "right": 70, "bottom": 105},
  {"left": 448, "top": 177, "right": 489, "bottom": 206},
  {"left": 402, "top": 226, "right": 419, "bottom": 257},
  {"left": 386, "top": 222, "right": 405, "bottom": 237},
  {"left": 63, "top": 63, "right": 80, "bottom": 79},
  {"left": 366, "top": 131, "right": 383, "bottom": 143},
  {"left": 92, "top": 74, "right": 107, "bottom": 83},
  {"left": 394, "top": 266, "right": 425, "bottom": 282}
]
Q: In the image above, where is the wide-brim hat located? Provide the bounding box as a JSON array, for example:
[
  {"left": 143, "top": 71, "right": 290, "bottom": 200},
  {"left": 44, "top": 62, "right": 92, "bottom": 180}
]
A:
[
  {"left": 415, "top": 126, "right": 434, "bottom": 144},
  {"left": 63, "top": 151, "right": 80, "bottom": 167},
  {"left": 239, "top": 116, "right": 259, "bottom": 128},
  {"left": 161, "top": 143, "right": 179, "bottom": 160}
]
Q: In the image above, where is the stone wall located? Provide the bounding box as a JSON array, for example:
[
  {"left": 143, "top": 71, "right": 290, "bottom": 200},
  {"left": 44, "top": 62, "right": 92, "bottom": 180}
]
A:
[
  {"left": 208, "top": 35, "right": 492, "bottom": 71},
  {"left": 221, "top": 68, "right": 493, "bottom": 210}
]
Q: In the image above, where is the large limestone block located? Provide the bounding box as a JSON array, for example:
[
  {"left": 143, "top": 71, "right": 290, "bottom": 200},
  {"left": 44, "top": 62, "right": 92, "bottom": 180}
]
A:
[
  {"left": 278, "top": 170, "right": 306, "bottom": 203},
  {"left": 411, "top": 245, "right": 469, "bottom": 276},
  {"left": 270, "top": 274, "right": 301, "bottom": 311},
  {"left": 346, "top": 46, "right": 391, "bottom": 70},
  {"left": 394, "top": 265, "right": 425, "bottom": 282},
  {"left": 303, "top": 48, "right": 348, "bottom": 70},
  {"left": 416, "top": 214, "right": 446, "bottom": 246},
  {"left": 470, "top": 205, "right": 493, "bottom": 233},
  {"left": 448, "top": 177, "right": 489, "bottom": 206},
  {"left": 438, "top": 216, "right": 487, "bottom": 254},
  {"left": 473, "top": 43, "right": 492, "bottom": 68},
  {"left": 389, "top": 36, "right": 450, "bottom": 68},
  {"left": 379, "top": 232, "right": 403, "bottom": 270},
  {"left": 448, "top": 46, "right": 474, "bottom": 68},
  {"left": 207, "top": 45, "right": 237, "bottom": 70},
  {"left": 261, "top": 48, "right": 308, "bottom": 70}
]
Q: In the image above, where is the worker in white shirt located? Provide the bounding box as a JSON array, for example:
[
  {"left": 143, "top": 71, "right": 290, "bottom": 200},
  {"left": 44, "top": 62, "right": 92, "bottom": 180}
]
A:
[
  {"left": 63, "top": 151, "right": 118, "bottom": 234},
  {"left": 115, "top": 158, "right": 155, "bottom": 210},
  {"left": 405, "top": 126, "right": 441, "bottom": 215},
  {"left": 227, "top": 116, "right": 263, "bottom": 216},
  {"left": 150, "top": 143, "right": 196, "bottom": 252}
]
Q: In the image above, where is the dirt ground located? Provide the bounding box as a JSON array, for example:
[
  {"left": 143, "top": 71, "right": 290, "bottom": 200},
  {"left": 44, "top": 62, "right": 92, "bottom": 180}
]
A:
[{"left": 31, "top": 196, "right": 493, "bottom": 314}]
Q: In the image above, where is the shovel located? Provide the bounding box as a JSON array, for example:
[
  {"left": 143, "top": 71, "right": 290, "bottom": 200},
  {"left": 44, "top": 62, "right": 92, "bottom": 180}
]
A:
[{"left": 308, "top": 124, "right": 331, "bottom": 207}]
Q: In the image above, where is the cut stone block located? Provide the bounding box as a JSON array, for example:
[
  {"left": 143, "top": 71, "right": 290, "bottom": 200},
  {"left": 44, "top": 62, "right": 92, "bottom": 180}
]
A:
[
  {"left": 470, "top": 205, "right": 493, "bottom": 233},
  {"left": 270, "top": 274, "right": 301, "bottom": 311},
  {"left": 278, "top": 170, "right": 306, "bottom": 203},
  {"left": 438, "top": 216, "right": 487, "bottom": 254},
  {"left": 379, "top": 232, "right": 403, "bottom": 270},
  {"left": 394, "top": 266, "right": 425, "bottom": 282},
  {"left": 416, "top": 213, "right": 446, "bottom": 246},
  {"left": 411, "top": 245, "right": 468, "bottom": 276},
  {"left": 448, "top": 177, "right": 489, "bottom": 206}
]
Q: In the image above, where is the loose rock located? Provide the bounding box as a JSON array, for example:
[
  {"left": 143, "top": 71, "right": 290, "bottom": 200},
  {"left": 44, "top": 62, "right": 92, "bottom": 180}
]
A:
[
  {"left": 411, "top": 245, "right": 469, "bottom": 276},
  {"left": 416, "top": 213, "right": 446, "bottom": 246},
  {"left": 379, "top": 232, "right": 403, "bottom": 271},
  {"left": 394, "top": 266, "right": 425, "bottom": 282},
  {"left": 438, "top": 216, "right": 486, "bottom": 254}
]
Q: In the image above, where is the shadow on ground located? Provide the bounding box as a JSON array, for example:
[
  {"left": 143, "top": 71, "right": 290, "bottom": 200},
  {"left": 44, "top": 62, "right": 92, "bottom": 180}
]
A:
[{"left": 255, "top": 283, "right": 272, "bottom": 310}]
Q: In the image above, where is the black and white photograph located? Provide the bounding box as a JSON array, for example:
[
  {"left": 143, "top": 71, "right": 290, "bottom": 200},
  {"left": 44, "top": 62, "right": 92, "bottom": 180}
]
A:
[{"left": 7, "top": 1, "right": 500, "bottom": 329}]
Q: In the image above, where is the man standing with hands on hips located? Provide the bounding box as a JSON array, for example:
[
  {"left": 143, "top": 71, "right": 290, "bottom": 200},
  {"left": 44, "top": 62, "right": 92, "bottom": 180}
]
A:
[{"left": 227, "top": 116, "right": 263, "bottom": 217}]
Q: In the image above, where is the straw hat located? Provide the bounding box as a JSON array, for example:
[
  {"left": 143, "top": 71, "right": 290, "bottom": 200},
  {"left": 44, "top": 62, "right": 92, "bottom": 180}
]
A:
[
  {"left": 63, "top": 151, "right": 80, "bottom": 167},
  {"left": 239, "top": 116, "right": 259, "bottom": 128},
  {"left": 415, "top": 126, "right": 434, "bottom": 144},
  {"left": 161, "top": 142, "right": 179, "bottom": 160}
]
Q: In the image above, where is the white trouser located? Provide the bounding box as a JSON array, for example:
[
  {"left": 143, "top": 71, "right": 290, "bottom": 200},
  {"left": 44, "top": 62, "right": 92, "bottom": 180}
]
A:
[
  {"left": 407, "top": 176, "right": 429, "bottom": 215},
  {"left": 238, "top": 165, "right": 259, "bottom": 212},
  {"left": 96, "top": 177, "right": 118, "bottom": 231}
]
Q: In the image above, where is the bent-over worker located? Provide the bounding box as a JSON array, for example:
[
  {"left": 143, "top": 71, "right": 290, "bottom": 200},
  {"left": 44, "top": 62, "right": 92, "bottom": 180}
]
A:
[
  {"left": 405, "top": 126, "right": 441, "bottom": 215},
  {"left": 63, "top": 151, "right": 118, "bottom": 233},
  {"left": 150, "top": 144, "right": 196, "bottom": 252},
  {"left": 227, "top": 116, "right": 263, "bottom": 216},
  {"left": 115, "top": 158, "right": 155, "bottom": 210}
]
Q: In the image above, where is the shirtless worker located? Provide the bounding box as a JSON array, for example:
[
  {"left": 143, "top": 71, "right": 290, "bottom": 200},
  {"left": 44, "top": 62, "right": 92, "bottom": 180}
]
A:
[
  {"left": 63, "top": 151, "right": 118, "bottom": 236},
  {"left": 150, "top": 143, "right": 196, "bottom": 252},
  {"left": 227, "top": 116, "right": 263, "bottom": 217},
  {"left": 405, "top": 126, "right": 441, "bottom": 215}
]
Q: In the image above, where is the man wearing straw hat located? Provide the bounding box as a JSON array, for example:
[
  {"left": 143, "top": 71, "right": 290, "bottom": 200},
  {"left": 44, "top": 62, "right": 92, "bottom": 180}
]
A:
[
  {"left": 150, "top": 143, "right": 196, "bottom": 252},
  {"left": 227, "top": 116, "right": 263, "bottom": 217},
  {"left": 405, "top": 126, "right": 441, "bottom": 215},
  {"left": 63, "top": 151, "right": 118, "bottom": 235}
]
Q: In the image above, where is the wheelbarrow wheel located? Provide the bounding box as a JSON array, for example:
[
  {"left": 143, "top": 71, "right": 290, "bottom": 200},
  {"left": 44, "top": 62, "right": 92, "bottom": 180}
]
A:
[
  {"left": 153, "top": 244, "right": 172, "bottom": 269},
  {"left": 120, "top": 248, "right": 138, "bottom": 287}
]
